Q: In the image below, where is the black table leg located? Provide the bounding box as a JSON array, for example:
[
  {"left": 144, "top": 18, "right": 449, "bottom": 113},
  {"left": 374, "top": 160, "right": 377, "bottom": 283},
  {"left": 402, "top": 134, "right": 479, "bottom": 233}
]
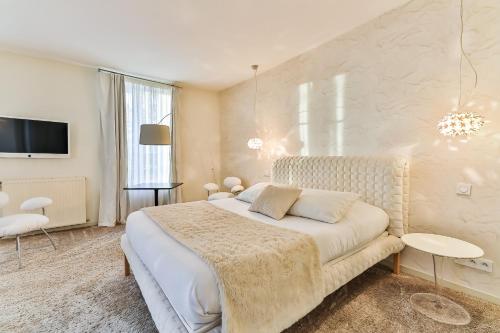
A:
[{"left": 154, "top": 189, "right": 159, "bottom": 206}]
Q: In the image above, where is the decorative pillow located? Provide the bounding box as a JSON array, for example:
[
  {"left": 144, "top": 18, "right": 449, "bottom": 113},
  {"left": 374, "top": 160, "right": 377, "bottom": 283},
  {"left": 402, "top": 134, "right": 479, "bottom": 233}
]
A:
[
  {"left": 249, "top": 185, "right": 302, "bottom": 220},
  {"left": 236, "top": 182, "right": 270, "bottom": 203},
  {"left": 288, "top": 188, "right": 360, "bottom": 223}
]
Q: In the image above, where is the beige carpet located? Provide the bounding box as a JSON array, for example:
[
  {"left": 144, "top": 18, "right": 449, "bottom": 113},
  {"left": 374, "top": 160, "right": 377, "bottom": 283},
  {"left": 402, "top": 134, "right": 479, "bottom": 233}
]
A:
[{"left": 0, "top": 226, "right": 499, "bottom": 333}]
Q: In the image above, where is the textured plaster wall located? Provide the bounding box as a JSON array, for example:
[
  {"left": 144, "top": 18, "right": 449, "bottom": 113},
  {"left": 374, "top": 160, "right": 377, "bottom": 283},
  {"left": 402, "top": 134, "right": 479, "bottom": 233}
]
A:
[{"left": 220, "top": 0, "right": 500, "bottom": 299}]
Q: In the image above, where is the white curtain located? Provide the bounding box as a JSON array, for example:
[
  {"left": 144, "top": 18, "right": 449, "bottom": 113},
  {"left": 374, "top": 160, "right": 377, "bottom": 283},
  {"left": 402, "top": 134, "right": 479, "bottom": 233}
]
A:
[
  {"left": 125, "top": 78, "right": 173, "bottom": 211},
  {"left": 98, "top": 72, "right": 127, "bottom": 226}
]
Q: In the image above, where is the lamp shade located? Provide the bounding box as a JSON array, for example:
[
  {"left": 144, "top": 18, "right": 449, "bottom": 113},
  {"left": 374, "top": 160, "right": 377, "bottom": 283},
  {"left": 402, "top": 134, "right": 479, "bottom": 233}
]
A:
[{"left": 139, "top": 124, "right": 171, "bottom": 145}]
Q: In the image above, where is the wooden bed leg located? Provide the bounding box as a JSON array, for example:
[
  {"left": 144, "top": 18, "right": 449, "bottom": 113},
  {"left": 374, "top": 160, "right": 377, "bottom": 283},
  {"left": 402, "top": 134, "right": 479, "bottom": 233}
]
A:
[
  {"left": 124, "top": 254, "right": 130, "bottom": 276},
  {"left": 393, "top": 252, "right": 401, "bottom": 275}
]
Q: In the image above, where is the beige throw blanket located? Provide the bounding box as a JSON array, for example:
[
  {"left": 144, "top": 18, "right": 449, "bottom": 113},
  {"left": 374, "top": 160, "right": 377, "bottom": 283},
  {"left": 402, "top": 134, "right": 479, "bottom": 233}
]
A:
[{"left": 143, "top": 201, "right": 324, "bottom": 333}]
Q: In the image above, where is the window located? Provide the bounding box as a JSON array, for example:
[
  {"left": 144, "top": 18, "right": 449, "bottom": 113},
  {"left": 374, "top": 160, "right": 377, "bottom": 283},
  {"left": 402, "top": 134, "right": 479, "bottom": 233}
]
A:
[{"left": 125, "top": 78, "right": 173, "bottom": 187}]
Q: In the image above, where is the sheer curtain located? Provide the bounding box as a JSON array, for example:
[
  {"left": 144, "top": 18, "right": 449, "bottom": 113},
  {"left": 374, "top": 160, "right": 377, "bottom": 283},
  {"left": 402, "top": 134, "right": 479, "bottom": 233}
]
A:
[
  {"left": 98, "top": 72, "right": 127, "bottom": 226},
  {"left": 125, "top": 78, "right": 173, "bottom": 212}
]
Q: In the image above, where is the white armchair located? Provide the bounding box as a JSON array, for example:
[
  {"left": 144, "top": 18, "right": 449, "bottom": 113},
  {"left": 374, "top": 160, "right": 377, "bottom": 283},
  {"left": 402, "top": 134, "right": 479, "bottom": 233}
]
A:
[
  {"left": 20, "top": 197, "right": 53, "bottom": 215},
  {"left": 203, "top": 177, "right": 245, "bottom": 201},
  {"left": 203, "top": 183, "right": 220, "bottom": 196},
  {"left": 0, "top": 192, "right": 56, "bottom": 268}
]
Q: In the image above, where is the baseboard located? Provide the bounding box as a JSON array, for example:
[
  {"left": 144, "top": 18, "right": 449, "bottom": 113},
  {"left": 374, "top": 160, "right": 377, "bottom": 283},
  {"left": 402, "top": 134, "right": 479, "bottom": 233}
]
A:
[
  {"left": 1, "top": 221, "right": 98, "bottom": 239},
  {"left": 381, "top": 259, "right": 500, "bottom": 305},
  {"left": 47, "top": 220, "right": 98, "bottom": 231}
]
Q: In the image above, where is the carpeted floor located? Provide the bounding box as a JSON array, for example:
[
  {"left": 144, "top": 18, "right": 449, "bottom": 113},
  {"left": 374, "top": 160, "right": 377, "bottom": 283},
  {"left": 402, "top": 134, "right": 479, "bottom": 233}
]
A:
[{"left": 0, "top": 226, "right": 499, "bottom": 333}]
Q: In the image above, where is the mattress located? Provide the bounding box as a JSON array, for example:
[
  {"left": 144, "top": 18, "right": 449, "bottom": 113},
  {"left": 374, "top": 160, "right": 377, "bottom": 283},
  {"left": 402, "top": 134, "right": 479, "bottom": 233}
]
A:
[{"left": 125, "top": 198, "right": 389, "bottom": 333}]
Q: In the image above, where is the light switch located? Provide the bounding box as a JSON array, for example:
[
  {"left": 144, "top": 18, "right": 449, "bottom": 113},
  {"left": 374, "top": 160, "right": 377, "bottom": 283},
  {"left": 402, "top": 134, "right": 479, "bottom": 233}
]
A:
[{"left": 456, "top": 183, "right": 472, "bottom": 196}]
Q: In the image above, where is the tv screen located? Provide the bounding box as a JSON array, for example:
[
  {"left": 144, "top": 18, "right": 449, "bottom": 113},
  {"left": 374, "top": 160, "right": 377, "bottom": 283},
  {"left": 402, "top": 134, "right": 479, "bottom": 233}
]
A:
[{"left": 0, "top": 116, "right": 69, "bottom": 158}]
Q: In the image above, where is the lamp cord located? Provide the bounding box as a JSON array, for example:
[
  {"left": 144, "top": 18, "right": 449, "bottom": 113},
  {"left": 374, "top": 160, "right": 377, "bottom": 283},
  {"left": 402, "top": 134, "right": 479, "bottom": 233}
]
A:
[{"left": 458, "top": 0, "right": 478, "bottom": 108}]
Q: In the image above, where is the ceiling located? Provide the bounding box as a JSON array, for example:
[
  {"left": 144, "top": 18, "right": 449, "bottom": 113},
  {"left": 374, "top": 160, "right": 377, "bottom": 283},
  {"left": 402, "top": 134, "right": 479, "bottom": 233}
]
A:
[{"left": 0, "top": 0, "right": 409, "bottom": 90}]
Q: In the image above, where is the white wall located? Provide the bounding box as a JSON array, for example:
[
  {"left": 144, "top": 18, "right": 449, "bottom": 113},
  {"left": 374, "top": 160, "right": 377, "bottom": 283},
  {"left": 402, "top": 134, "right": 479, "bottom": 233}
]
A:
[
  {"left": 220, "top": 0, "right": 500, "bottom": 300},
  {"left": 179, "top": 87, "right": 220, "bottom": 202},
  {"left": 0, "top": 51, "right": 222, "bottom": 223},
  {"left": 0, "top": 51, "right": 100, "bottom": 223}
]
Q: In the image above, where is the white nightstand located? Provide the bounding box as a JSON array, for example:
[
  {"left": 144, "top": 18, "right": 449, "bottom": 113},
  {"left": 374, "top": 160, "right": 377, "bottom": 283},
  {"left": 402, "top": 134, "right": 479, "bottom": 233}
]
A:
[{"left": 401, "top": 233, "right": 484, "bottom": 326}]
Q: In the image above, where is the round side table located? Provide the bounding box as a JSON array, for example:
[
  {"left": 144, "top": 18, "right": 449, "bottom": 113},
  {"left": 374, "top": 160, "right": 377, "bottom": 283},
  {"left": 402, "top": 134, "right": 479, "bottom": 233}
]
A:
[{"left": 401, "top": 233, "right": 484, "bottom": 326}]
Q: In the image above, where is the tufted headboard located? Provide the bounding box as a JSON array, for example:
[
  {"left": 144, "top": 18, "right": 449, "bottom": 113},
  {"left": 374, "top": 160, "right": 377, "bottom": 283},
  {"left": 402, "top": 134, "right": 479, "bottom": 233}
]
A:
[{"left": 271, "top": 156, "right": 409, "bottom": 237}]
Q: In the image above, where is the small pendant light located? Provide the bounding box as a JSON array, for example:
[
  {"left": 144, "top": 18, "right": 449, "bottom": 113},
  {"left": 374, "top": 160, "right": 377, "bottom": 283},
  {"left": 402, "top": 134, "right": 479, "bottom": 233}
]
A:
[{"left": 247, "top": 65, "right": 263, "bottom": 150}]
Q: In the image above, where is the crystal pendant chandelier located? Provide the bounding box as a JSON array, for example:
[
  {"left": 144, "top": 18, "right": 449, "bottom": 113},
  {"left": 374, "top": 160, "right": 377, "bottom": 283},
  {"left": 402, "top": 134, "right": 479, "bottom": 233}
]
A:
[
  {"left": 437, "top": 0, "right": 484, "bottom": 137},
  {"left": 438, "top": 112, "right": 484, "bottom": 137},
  {"left": 247, "top": 65, "right": 263, "bottom": 150}
]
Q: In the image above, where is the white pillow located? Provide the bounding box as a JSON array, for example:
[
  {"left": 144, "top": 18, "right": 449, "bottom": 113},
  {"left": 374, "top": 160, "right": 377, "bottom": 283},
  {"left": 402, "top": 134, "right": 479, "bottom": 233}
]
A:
[
  {"left": 288, "top": 188, "right": 360, "bottom": 223},
  {"left": 236, "top": 182, "right": 270, "bottom": 203}
]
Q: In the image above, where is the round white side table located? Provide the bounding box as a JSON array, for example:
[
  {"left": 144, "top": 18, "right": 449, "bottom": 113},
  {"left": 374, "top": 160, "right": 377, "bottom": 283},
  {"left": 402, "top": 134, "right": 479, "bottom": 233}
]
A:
[{"left": 401, "top": 233, "right": 484, "bottom": 326}]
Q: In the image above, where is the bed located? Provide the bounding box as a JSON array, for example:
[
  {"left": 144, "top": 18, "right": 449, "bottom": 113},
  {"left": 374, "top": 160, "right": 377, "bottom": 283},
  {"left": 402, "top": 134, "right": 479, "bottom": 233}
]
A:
[{"left": 121, "top": 156, "right": 409, "bottom": 333}]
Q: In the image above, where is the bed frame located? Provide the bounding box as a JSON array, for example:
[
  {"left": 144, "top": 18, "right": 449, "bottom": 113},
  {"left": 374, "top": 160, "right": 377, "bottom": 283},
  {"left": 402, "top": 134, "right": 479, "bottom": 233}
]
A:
[
  {"left": 122, "top": 156, "right": 409, "bottom": 333},
  {"left": 125, "top": 252, "right": 401, "bottom": 277}
]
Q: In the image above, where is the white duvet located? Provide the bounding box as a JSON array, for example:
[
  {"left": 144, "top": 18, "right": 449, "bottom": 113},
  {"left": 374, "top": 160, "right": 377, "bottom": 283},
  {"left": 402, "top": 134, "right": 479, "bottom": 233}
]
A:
[{"left": 125, "top": 198, "right": 389, "bottom": 333}]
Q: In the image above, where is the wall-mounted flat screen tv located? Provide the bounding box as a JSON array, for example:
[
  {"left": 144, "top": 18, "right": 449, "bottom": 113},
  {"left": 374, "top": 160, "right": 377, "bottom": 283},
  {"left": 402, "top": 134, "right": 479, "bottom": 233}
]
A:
[{"left": 0, "top": 116, "right": 70, "bottom": 158}]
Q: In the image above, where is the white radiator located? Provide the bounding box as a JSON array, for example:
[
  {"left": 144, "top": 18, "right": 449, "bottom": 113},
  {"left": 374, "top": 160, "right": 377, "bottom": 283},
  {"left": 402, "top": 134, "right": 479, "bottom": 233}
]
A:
[{"left": 0, "top": 177, "right": 87, "bottom": 229}]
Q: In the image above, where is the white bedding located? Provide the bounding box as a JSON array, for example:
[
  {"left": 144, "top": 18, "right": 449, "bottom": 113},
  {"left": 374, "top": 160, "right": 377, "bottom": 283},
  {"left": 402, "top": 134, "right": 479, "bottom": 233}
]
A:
[{"left": 125, "top": 198, "right": 389, "bottom": 333}]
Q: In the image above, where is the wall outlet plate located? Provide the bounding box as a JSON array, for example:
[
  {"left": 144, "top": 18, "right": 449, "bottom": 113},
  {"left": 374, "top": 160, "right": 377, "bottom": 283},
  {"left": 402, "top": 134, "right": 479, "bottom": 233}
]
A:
[
  {"left": 455, "top": 258, "right": 493, "bottom": 273},
  {"left": 456, "top": 182, "right": 472, "bottom": 196}
]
